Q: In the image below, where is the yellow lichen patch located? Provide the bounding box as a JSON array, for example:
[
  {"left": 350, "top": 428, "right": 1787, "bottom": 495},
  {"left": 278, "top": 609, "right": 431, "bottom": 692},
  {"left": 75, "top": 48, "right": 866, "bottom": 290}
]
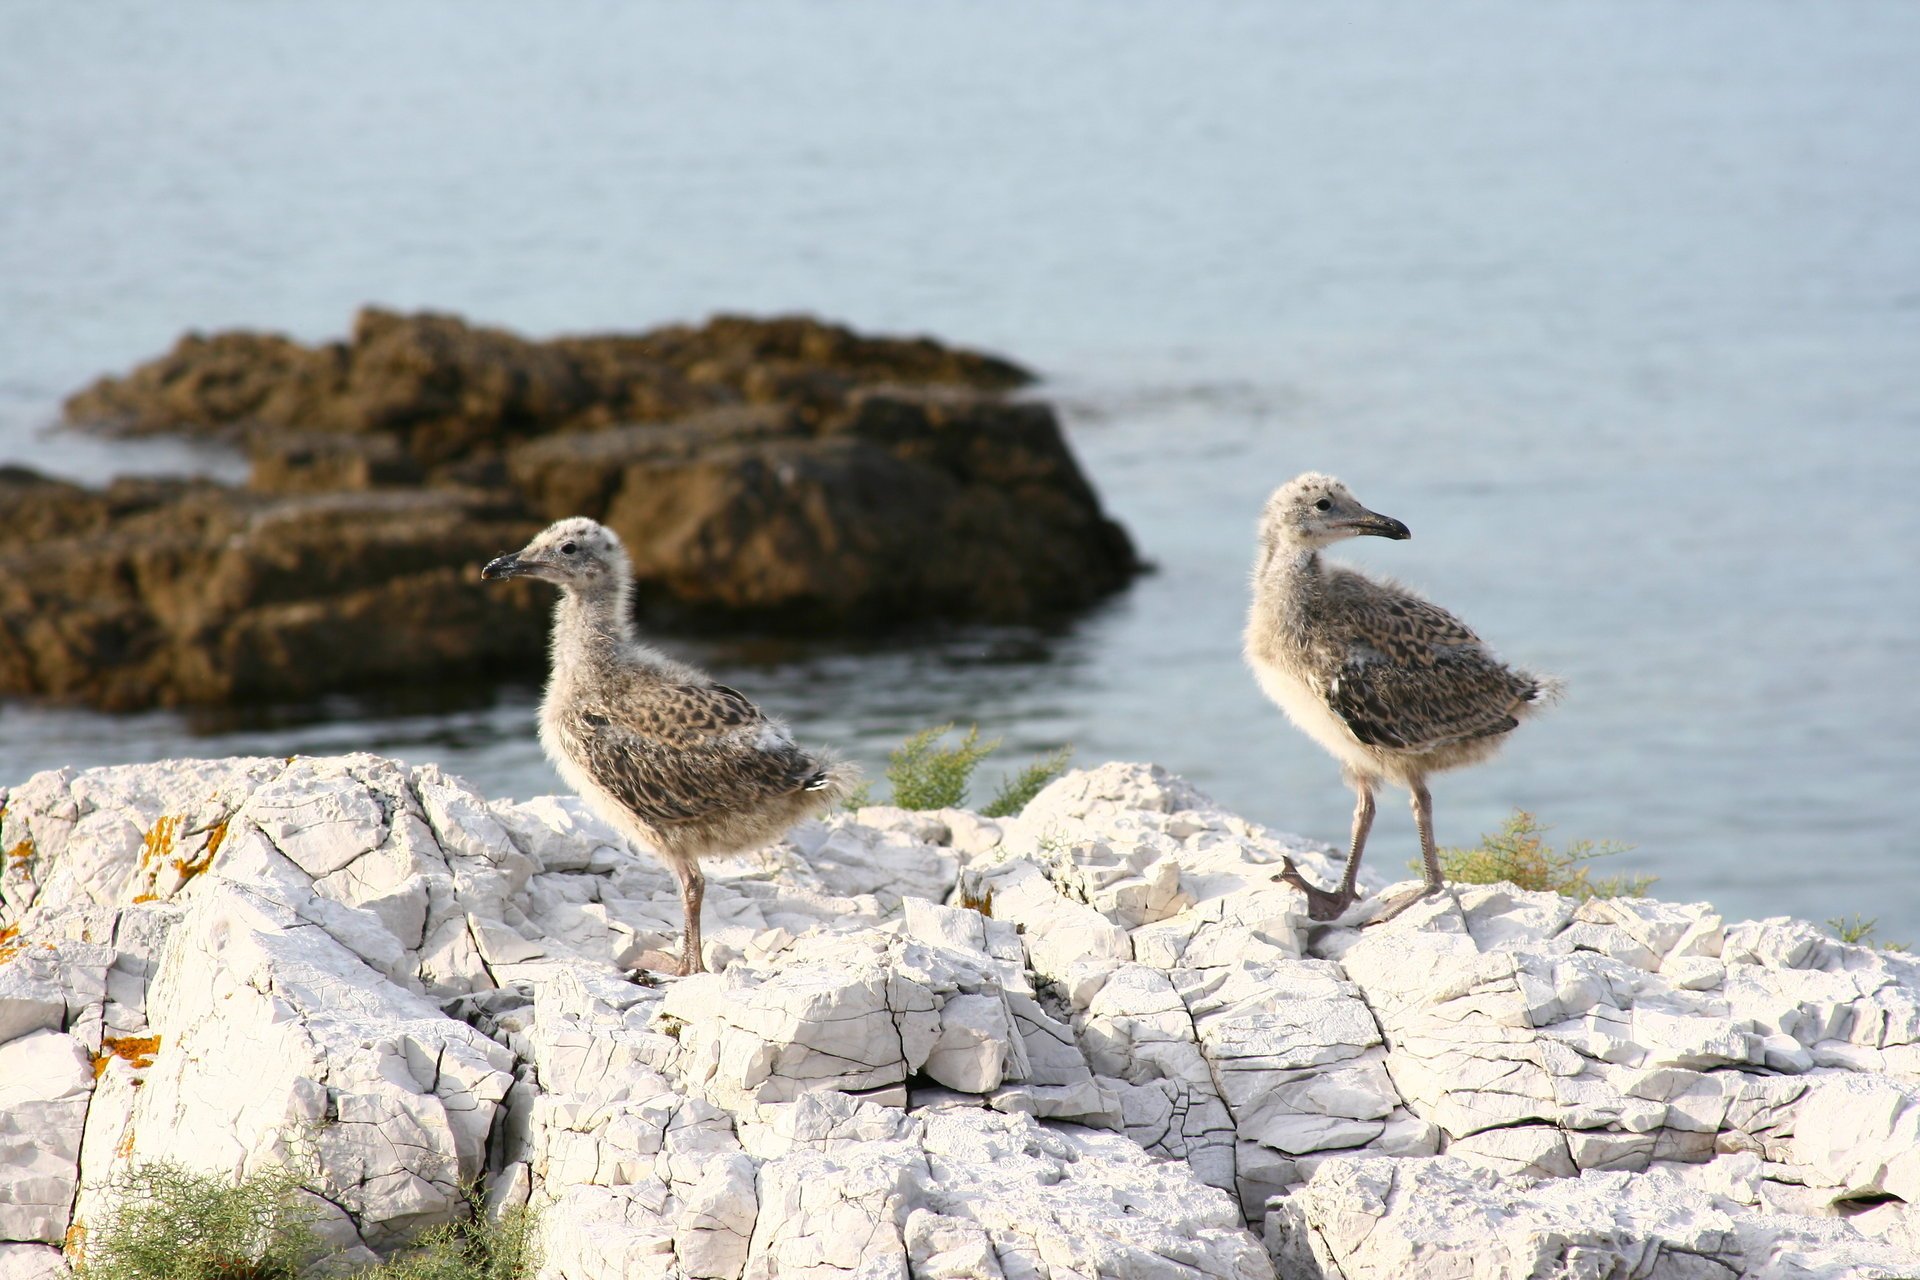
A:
[
  {"left": 170, "top": 818, "right": 228, "bottom": 885},
  {"left": 115, "top": 1126, "right": 136, "bottom": 1159},
  {"left": 93, "top": 1034, "right": 162, "bottom": 1078},
  {"left": 5, "top": 836, "right": 33, "bottom": 870},
  {"left": 132, "top": 892, "right": 160, "bottom": 904},
  {"left": 139, "top": 815, "right": 180, "bottom": 871},
  {"left": 0, "top": 923, "right": 22, "bottom": 965},
  {"left": 63, "top": 1222, "right": 85, "bottom": 1261}
]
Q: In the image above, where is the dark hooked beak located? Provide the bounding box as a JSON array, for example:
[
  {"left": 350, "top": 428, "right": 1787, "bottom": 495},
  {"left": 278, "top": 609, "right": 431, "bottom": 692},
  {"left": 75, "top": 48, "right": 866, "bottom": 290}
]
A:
[
  {"left": 1345, "top": 510, "right": 1412, "bottom": 541},
  {"left": 480, "top": 553, "right": 526, "bottom": 581}
]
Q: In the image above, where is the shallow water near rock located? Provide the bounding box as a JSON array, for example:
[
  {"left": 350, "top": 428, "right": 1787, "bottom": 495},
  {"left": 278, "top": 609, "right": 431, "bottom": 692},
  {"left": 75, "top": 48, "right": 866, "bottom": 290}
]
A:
[{"left": 2, "top": 1, "right": 1917, "bottom": 935}]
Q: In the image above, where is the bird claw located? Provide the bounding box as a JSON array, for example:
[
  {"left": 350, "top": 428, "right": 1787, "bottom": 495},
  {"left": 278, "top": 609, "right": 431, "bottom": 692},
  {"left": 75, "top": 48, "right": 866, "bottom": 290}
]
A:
[
  {"left": 1363, "top": 882, "right": 1446, "bottom": 927},
  {"left": 633, "top": 947, "right": 705, "bottom": 977},
  {"left": 1273, "top": 856, "right": 1359, "bottom": 922}
]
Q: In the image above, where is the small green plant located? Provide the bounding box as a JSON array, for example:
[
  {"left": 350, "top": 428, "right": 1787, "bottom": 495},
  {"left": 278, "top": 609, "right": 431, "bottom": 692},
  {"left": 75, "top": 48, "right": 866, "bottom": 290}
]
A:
[
  {"left": 880, "top": 724, "right": 1072, "bottom": 815},
  {"left": 1424, "top": 811, "right": 1651, "bottom": 902},
  {"left": 1827, "top": 915, "right": 1910, "bottom": 953},
  {"left": 982, "top": 746, "right": 1074, "bottom": 819},
  {"left": 78, "top": 1160, "right": 317, "bottom": 1280},
  {"left": 887, "top": 724, "right": 1000, "bottom": 810},
  {"left": 352, "top": 1189, "right": 539, "bottom": 1280}
]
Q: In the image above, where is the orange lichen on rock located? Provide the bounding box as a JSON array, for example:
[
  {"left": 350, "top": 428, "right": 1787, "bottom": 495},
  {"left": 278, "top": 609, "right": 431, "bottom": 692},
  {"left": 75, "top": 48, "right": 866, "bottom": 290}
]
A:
[
  {"left": 171, "top": 818, "right": 227, "bottom": 884},
  {"left": 0, "top": 923, "right": 22, "bottom": 964},
  {"left": 139, "top": 815, "right": 180, "bottom": 870},
  {"left": 115, "top": 1126, "right": 136, "bottom": 1159},
  {"left": 132, "top": 813, "right": 228, "bottom": 899},
  {"left": 63, "top": 1223, "right": 85, "bottom": 1260},
  {"left": 93, "top": 1034, "right": 162, "bottom": 1078},
  {"left": 5, "top": 835, "right": 33, "bottom": 869}
]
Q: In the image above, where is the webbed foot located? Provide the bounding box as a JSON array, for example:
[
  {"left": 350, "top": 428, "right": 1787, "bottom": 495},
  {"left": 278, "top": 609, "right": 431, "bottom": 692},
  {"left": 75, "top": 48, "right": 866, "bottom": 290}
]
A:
[
  {"left": 634, "top": 946, "right": 705, "bottom": 977},
  {"left": 1363, "top": 881, "right": 1446, "bottom": 926},
  {"left": 1274, "top": 856, "right": 1360, "bottom": 922}
]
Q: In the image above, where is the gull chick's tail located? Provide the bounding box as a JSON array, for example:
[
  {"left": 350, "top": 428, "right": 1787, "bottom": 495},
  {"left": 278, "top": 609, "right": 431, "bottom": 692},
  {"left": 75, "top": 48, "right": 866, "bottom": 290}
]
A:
[
  {"left": 1522, "top": 672, "right": 1567, "bottom": 713},
  {"left": 802, "top": 754, "right": 863, "bottom": 808}
]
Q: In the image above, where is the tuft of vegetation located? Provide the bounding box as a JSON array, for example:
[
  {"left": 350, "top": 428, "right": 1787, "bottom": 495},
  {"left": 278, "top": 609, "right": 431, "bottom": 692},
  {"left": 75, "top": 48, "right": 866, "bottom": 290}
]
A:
[
  {"left": 880, "top": 724, "right": 1072, "bottom": 816},
  {"left": 77, "top": 1160, "right": 317, "bottom": 1280},
  {"left": 352, "top": 1189, "right": 539, "bottom": 1280},
  {"left": 76, "top": 1161, "right": 539, "bottom": 1280},
  {"left": 982, "top": 746, "right": 1074, "bottom": 819},
  {"left": 887, "top": 724, "right": 1000, "bottom": 810},
  {"left": 1425, "top": 811, "right": 1652, "bottom": 902},
  {"left": 1827, "top": 915, "right": 1910, "bottom": 953}
]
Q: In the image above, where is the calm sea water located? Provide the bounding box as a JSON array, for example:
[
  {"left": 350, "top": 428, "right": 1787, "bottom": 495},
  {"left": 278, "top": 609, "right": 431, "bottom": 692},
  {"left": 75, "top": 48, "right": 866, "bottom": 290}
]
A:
[{"left": 3, "top": 2, "right": 1916, "bottom": 934}]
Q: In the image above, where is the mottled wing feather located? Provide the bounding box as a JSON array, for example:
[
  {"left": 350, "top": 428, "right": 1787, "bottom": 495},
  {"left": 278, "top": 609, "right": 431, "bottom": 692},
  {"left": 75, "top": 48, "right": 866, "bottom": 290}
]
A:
[
  {"left": 1326, "top": 571, "right": 1483, "bottom": 668},
  {"left": 571, "top": 682, "right": 822, "bottom": 827},
  {"left": 608, "top": 682, "right": 759, "bottom": 748},
  {"left": 1330, "top": 651, "right": 1529, "bottom": 753}
]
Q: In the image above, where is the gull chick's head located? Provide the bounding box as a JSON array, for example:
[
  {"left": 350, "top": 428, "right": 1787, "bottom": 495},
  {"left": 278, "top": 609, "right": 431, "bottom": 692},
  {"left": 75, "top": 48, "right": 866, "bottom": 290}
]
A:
[
  {"left": 1261, "top": 472, "right": 1411, "bottom": 549},
  {"left": 482, "top": 517, "right": 630, "bottom": 591}
]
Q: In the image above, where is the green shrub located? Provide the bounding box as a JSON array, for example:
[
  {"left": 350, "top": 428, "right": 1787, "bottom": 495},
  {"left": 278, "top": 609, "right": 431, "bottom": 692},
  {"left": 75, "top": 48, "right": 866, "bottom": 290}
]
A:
[
  {"left": 78, "top": 1160, "right": 317, "bottom": 1280},
  {"left": 982, "top": 747, "right": 1074, "bottom": 818},
  {"left": 1827, "top": 914, "right": 1910, "bottom": 952},
  {"left": 881, "top": 724, "right": 1072, "bottom": 815},
  {"left": 1425, "top": 811, "right": 1651, "bottom": 901},
  {"left": 352, "top": 1189, "right": 539, "bottom": 1280},
  {"left": 77, "top": 1162, "right": 538, "bottom": 1280},
  {"left": 885, "top": 724, "right": 1000, "bottom": 811}
]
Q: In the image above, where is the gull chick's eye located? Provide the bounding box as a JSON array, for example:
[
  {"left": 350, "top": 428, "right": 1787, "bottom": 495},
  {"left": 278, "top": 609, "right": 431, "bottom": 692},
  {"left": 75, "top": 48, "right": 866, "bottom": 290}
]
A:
[
  {"left": 1315, "top": 498, "right": 1332, "bottom": 511},
  {"left": 561, "top": 541, "right": 578, "bottom": 555}
]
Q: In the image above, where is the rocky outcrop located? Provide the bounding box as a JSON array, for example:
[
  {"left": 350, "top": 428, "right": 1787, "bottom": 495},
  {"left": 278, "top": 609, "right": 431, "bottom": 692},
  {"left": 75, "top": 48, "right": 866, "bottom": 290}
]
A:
[
  {"left": 0, "top": 473, "right": 542, "bottom": 709},
  {"left": 505, "top": 388, "right": 1137, "bottom": 625},
  {"left": 63, "top": 309, "right": 1032, "bottom": 466},
  {"left": 22, "top": 312, "right": 1138, "bottom": 707},
  {"left": 6, "top": 757, "right": 1915, "bottom": 1278}
]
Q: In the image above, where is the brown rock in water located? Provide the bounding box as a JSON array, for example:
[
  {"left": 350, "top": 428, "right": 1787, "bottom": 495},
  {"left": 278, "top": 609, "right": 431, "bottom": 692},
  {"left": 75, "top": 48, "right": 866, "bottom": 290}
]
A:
[
  {"left": 246, "top": 431, "right": 425, "bottom": 494},
  {"left": 508, "top": 389, "right": 1137, "bottom": 625},
  {"left": 32, "top": 309, "right": 1137, "bottom": 707},
  {"left": 0, "top": 472, "right": 543, "bottom": 709},
  {"left": 64, "top": 308, "right": 1033, "bottom": 466}
]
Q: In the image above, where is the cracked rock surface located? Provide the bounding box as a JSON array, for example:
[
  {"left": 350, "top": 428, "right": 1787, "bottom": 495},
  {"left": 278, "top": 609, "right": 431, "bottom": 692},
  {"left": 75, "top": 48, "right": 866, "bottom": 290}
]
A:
[{"left": 3, "top": 757, "right": 1918, "bottom": 1278}]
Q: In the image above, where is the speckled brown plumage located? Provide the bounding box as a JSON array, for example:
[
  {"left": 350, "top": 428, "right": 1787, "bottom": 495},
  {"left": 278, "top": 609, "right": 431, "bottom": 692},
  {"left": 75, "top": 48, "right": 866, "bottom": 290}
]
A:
[
  {"left": 482, "top": 516, "right": 855, "bottom": 974},
  {"left": 1244, "top": 473, "right": 1559, "bottom": 923},
  {"left": 548, "top": 678, "right": 835, "bottom": 836}
]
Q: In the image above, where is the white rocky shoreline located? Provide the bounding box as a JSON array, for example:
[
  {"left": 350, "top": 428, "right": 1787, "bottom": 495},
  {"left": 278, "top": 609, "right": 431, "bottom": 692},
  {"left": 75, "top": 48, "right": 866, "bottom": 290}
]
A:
[{"left": 2, "top": 754, "right": 1917, "bottom": 1279}]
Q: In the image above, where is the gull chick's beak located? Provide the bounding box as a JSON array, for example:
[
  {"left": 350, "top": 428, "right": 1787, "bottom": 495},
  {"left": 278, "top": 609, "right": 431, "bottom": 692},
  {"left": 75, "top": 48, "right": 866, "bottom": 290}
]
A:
[
  {"left": 1350, "top": 511, "right": 1411, "bottom": 541},
  {"left": 480, "top": 553, "right": 524, "bottom": 581}
]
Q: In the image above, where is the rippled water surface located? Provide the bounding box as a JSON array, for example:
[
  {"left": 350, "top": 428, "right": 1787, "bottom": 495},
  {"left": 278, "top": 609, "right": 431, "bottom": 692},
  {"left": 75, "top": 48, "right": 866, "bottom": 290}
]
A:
[{"left": 3, "top": 2, "right": 1917, "bottom": 932}]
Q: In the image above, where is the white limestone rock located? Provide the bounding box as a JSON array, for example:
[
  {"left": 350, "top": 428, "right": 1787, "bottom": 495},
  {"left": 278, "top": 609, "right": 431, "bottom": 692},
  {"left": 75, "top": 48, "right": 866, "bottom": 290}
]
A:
[
  {"left": 8, "top": 755, "right": 1920, "bottom": 1280},
  {"left": 0, "top": 1030, "right": 94, "bottom": 1243},
  {"left": 1269, "top": 1154, "right": 1920, "bottom": 1280},
  {"left": 0, "top": 1246, "right": 68, "bottom": 1280}
]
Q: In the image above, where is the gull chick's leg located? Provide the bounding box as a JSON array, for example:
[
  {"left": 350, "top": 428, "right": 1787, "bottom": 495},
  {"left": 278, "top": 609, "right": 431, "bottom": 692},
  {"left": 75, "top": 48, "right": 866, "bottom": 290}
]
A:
[
  {"left": 1369, "top": 776, "right": 1446, "bottom": 925},
  {"left": 635, "top": 855, "right": 707, "bottom": 975},
  {"left": 1277, "top": 774, "right": 1375, "bottom": 922},
  {"left": 675, "top": 859, "right": 707, "bottom": 976}
]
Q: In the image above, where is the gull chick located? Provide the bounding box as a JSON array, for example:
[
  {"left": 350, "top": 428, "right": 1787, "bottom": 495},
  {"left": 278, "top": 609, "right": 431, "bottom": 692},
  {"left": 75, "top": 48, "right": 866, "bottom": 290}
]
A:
[
  {"left": 482, "top": 517, "right": 856, "bottom": 974},
  {"left": 1245, "top": 474, "right": 1559, "bottom": 923}
]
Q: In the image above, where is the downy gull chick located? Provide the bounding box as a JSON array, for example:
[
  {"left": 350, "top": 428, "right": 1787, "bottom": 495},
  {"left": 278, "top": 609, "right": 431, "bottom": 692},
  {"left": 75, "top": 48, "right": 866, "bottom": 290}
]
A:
[
  {"left": 1244, "top": 474, "right": 1560, "bottom": 923},
  {"left": 482, "top": 517, "right": 856, "bottom": 974}
]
